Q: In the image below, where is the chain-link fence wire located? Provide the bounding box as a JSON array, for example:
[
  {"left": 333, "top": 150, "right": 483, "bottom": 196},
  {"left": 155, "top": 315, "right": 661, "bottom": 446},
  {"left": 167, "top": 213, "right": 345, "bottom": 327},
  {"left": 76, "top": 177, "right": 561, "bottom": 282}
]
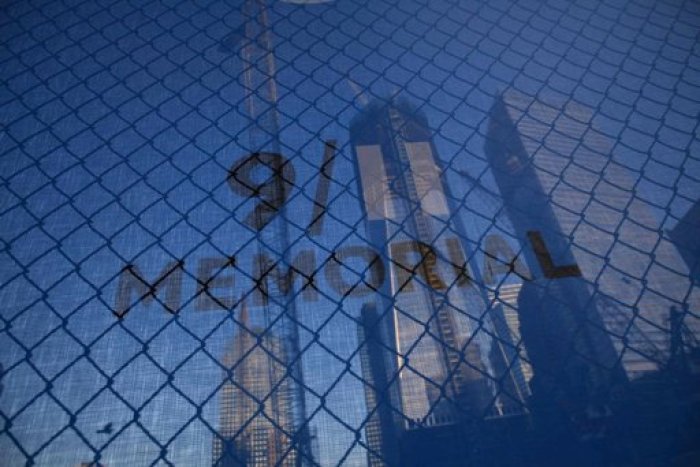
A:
[{"left": 1, "top": 0, "right": 700, "bottom": 465}]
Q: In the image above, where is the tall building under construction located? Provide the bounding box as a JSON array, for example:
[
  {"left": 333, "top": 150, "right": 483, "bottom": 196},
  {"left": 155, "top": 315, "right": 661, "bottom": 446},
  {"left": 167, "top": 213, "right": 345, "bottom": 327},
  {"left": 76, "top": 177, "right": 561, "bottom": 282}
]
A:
[
  {"left": 484, "top": 91, "right": 700, "bottom": 412},
  {"left": 350, "top": 98, "right": 530, "bottom": 435},
  {"left": 213, "top": 303, "right": 298, "bottom": 466}
]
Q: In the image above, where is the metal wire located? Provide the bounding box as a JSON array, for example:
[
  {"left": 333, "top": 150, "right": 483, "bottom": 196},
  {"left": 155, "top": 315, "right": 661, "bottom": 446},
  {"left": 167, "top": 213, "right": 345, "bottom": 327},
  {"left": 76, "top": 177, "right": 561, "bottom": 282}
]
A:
[{"left": 0, "top": 0, "right": 699, "bottom": 465}]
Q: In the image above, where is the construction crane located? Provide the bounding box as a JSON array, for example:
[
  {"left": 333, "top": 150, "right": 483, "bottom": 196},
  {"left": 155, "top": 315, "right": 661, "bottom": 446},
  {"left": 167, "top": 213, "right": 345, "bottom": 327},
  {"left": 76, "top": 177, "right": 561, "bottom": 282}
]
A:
[{"left": 234, "top": 1, "right": 312, "bottom": 464}]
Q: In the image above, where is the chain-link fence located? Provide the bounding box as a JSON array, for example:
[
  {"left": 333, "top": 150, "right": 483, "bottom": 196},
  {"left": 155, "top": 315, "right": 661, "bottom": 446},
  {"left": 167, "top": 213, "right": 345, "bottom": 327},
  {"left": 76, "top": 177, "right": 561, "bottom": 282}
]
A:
[{"left": 1, "top": 0, "right": 699, "bottom": 465}]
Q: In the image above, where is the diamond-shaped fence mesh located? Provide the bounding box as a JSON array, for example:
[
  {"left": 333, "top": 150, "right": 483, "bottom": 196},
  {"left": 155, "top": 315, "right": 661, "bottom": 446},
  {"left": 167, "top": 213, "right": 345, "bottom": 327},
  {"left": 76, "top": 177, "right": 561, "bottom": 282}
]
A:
[{"left": 1, "top": 0, "right": 700, "bottom": 465}]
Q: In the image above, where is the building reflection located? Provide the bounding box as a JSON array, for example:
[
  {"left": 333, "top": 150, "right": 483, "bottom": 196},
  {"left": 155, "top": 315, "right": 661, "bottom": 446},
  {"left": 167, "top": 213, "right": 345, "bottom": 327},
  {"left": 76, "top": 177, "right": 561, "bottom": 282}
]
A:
[
  {"left": 357, "top": 304, "right": 399, "bottom": 467},
  {"left": 669, "top": 199, "right": 700, "bottom": 284},
  {"left": 350, "top": 98, "right": 530, "bottom": 464},
  {"left": 347, "top": 93, "right": 700, "bottom": 465},
  {"left": 206, "top": 92, "right": 700, "bottom": 466},
  {"left": 213, "top": 301, "right": 298, "bottom": 466}
]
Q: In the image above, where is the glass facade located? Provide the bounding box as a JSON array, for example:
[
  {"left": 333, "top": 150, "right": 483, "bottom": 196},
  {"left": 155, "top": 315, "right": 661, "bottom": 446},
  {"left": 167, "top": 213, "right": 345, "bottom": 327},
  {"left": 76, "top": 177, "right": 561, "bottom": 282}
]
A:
[
  {"left": 1, "top": 0, "right": 699, "bottom": 465},
  {"left": 351, "top": 100, "right": 525, "bottom": 427}
]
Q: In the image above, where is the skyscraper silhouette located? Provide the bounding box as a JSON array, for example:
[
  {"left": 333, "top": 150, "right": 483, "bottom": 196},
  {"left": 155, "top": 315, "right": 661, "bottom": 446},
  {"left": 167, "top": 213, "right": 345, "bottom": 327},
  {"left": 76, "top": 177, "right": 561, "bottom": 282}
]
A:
[
  {"left": 486, "top": 283, "right": 533, "bottom": 415},
  {"left": 669, "top": 200, "right": 700, "bottom": 284},
  {"left": 484, "top": 93, "right": 625, "bottom": 416},
  {"left": 350, "top": 98, "right": 520, "bottom": 431},
  {"left": 357, "top": 303, "right": 399, "bottom": 466},
  {"left": 486, "top": 90, "right": 700, "bottom": 388},
  {"left": 213, "top": 302, "right": 298, "bottom": 466}
]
